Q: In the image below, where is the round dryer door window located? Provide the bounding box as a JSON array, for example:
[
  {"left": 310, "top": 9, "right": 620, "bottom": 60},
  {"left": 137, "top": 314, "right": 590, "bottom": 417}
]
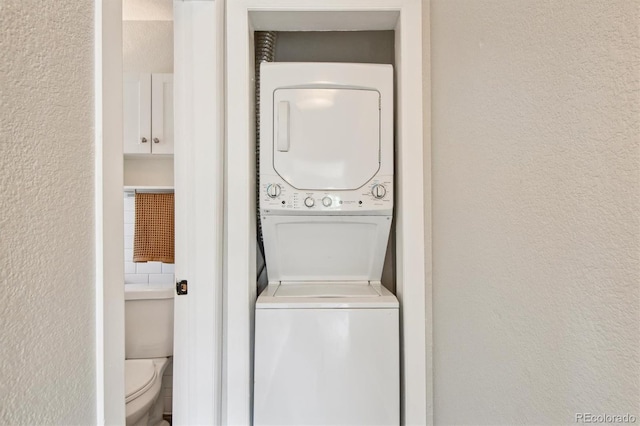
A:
[{"left": 272, "top": 88, "right": 381, "bottom": 190}]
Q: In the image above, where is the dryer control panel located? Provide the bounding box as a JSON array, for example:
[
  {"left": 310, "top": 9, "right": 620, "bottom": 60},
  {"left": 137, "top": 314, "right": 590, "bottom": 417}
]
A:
[{"left": 261, "top": 174, "right": 393, "bottom": 216}]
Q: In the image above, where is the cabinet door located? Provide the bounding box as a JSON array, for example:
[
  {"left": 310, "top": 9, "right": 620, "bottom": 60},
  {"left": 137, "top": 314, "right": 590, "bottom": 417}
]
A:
[
  {"left": 123, "top": 73, "right": 152, "bottom": 154},
  {"left": 151, "top": 74, "right": 174, "bottom": 155}
]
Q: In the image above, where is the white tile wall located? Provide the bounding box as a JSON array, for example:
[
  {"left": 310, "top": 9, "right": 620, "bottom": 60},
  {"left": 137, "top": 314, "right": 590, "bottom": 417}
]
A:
[
  {"left": 124, "top": 192, "right": 175, "bottom": 288},
  {"left": 124, "top": 273, "right": 148, "bottom": 284},
  {"left": 161, "top": 263, "right": 174, "bottom": 274},
  {"left": 136, "top": 261, "right": 162, "bottom": 274},
  {"left": 149, "top": 273, "right": 175, "bottom": 285}
]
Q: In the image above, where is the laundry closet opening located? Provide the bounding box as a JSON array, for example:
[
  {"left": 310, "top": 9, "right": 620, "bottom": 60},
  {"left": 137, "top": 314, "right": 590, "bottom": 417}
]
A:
[{"left": 254, "top": 30, "right": 397, "bottom": 295}]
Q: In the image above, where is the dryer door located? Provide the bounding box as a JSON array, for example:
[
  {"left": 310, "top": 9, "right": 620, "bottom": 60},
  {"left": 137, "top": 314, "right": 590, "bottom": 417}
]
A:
[{"left": 273, "top": 88, "right": 380, "bottom": 190}]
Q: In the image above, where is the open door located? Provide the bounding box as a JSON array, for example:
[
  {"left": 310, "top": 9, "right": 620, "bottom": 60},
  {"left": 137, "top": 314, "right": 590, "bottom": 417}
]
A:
[{"left": 172, "top": 2, "right": 224, "bottom": 425}]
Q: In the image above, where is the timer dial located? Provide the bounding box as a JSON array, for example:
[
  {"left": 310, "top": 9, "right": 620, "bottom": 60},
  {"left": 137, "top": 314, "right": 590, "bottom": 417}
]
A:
[
  {"left": 266, "top": 184, "right": 281, "bottom": 198},
  {"left": 371, "top": 184, "right": 387, "bottom": 199}
]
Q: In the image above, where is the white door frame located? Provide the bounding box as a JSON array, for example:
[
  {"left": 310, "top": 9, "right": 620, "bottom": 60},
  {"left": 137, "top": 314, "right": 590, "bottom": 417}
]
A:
[
  {"left": 97, "top": 1, "right": 125, "bottom": 424},
  {"left": 225, "top": 1, "right": 431, "bottom": 425},
  {"left": 97, "top": 1, "right": 225, "bottom": 425}
]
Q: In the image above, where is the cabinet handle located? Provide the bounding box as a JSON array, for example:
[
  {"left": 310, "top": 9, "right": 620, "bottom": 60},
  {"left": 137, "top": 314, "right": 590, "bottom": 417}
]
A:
[
  {"left": 153, "top": 138, "right": 160, "bottom": 144},
  {"left": 141, "top": 137, "right": 148, "bottom": 143}
]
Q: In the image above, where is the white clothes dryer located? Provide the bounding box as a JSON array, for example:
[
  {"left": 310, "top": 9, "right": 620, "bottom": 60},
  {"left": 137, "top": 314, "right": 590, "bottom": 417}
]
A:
[{"left": 255, "top": 63, "right": 398, "bottom": 426}]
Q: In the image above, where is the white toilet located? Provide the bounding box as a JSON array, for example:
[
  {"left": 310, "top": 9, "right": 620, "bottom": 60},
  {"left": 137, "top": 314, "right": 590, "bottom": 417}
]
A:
[{"left": 124, "top": 284, "right": 174, "bottom": 426}]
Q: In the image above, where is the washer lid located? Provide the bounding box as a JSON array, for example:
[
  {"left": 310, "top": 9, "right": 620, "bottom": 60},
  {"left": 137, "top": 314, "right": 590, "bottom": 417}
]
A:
[
  {"left": 125, "top": 359, "right": 157, "bottom": 403},
  {"left": 273, "top": 88, "right": 380, "bottom": 190},
  {"left": 257, "top": 282, "right": 399, "bottom": 309},
  {"left": 261, "top": 215, "right": 392, "bottom": 283},
  {"left": 274, "top": 282, "right": 382, "bottom": 298}
]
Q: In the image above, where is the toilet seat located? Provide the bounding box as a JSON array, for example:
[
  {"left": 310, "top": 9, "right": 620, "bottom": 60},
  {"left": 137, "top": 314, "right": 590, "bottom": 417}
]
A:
[{"left": 125, "top": 359, "right": 157, "bottom": 403}]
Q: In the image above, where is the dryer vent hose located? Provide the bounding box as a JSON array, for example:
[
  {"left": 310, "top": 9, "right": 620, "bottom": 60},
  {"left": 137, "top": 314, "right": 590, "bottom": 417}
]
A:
[{"left": 255, "top": 31, "right": 277, "bottom": 244}]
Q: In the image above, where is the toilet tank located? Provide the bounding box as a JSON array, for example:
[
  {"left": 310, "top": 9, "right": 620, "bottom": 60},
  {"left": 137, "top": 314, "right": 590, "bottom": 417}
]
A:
[{"left": 125, "top": 284, "right": 174, "bottom": 359}]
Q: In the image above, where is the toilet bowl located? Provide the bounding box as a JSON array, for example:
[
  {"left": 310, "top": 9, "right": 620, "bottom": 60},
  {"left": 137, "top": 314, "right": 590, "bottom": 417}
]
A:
[
  {"left": 124, "top": 285, "right": 174, "bottom": 426},
  {"left": 125, "top": 357, "right": 170, "bottom": 426}
]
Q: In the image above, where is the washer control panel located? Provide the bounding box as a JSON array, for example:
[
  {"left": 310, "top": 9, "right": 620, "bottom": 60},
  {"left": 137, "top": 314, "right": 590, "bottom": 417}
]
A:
[{"left": 260, "top": 175, "right": 393, "bottom": 215}]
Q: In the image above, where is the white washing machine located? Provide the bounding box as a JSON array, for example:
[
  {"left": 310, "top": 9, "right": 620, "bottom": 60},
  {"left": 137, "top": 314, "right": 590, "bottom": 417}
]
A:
[{"left": 254, "top": 63, "right": 398, "bottom": 426}]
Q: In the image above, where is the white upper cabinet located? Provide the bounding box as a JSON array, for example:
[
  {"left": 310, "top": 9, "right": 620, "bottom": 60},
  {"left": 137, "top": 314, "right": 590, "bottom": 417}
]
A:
[{"left": 124, "top": 73, "right": 174, "bottom": 155}]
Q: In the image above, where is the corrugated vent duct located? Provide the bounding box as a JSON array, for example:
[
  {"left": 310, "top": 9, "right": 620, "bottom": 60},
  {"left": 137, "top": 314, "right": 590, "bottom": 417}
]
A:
[
  {"left": 255, "top": 32, "right": 277, "bottom": 288},
  {"left": 255, "top": 31, "right": 277, "bottom": 244}
]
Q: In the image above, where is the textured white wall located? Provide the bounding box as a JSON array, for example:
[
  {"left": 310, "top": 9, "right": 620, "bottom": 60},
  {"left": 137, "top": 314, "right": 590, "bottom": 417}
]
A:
[
  {"left": 124, "top": 157, "right": 174, "bottom": 186},
  {"left": 430, "top": 0, "right": 640, "bottom": 424},
  {"left": 0, "top": 1, "right": 95, "bottom": 425},
  {"left": 123, "top": 0, "right": 173, "bottom": 21},
  {"left": 123, "top": 21, "right": 173, "bottom": 73}
]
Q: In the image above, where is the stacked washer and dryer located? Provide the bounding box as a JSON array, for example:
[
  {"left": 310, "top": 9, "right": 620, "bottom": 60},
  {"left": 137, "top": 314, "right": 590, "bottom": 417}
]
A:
[{"left": 254, "top": 63, "right": 399, "bottom": 425}]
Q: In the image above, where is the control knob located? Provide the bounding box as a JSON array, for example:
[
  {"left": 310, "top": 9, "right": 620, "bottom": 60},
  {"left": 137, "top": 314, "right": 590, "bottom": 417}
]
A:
[
  {"left": 371, "top": 184, "right": 387, "bottom": 199},
  {"left": 322, "top": 196, "right": 332, "bottom": 207},
  {"left": 304, "top": 197, "right": 315, "bottom": 208},
  {"left": 266, "top": 184, "right": 281, "bottom": 198}
]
